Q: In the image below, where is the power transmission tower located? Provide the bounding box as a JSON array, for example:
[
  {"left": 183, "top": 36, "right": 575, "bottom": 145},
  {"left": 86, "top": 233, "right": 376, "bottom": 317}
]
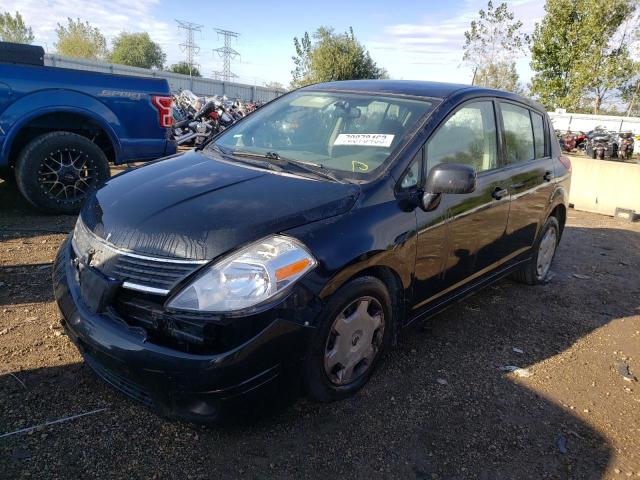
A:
[
  {"left": 176, "top": 20, "right": 202, "bottom": 78},
  {"left": 212, "top": 28, "right": 240, "bottom": 82}
]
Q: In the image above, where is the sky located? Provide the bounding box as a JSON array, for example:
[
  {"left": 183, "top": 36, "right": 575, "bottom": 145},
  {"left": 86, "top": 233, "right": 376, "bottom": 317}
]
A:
[{"left": 7, "top": 0, "right": 546, "bottom": 88}]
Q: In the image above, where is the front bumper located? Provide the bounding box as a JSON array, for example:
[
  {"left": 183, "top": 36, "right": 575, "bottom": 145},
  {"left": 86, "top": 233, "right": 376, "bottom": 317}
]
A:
[{"left": 53, "top": 239, "right": 314, "bottom": 422}]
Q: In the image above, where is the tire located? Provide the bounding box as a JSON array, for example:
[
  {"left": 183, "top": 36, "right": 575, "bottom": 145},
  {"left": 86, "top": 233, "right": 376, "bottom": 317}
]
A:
[
  {"left": 512, "top": 216, "right": 560, "bottom": 285},
  {"left": 15, "top": 132, "right": 110, "bottom": 214},
  {"left": 303, "top": 276, "right": 393, "bottom": 402}
]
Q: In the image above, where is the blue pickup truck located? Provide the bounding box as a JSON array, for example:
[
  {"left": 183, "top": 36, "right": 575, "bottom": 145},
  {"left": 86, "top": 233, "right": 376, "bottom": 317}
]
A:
[{"left": 0, "top": 43, "right": 176, "bottom": 213}]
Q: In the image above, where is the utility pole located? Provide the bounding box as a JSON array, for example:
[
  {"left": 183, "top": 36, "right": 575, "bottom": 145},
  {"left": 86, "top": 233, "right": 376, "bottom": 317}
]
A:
[
  {"left": 176, "top": 20, "right": 202, "bottom": 78},
  {"left": 212, "top": 28, "right": 240, "bottom": 82}
]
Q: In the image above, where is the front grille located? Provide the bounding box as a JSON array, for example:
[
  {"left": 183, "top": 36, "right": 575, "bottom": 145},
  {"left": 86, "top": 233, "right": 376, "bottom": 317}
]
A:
[
  {"left": 71, "top": 217, "right": 205, "bottom": 295},
  {"left": 113, "top": 255, "right": 198, "bottom": 292},
  {"left": 82, "top": 348, "right": 154, "bottom": 407}
]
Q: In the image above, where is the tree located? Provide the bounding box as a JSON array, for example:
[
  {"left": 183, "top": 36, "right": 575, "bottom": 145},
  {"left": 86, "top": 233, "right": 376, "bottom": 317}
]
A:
[
  {"left": 463, "top": 1, "right": 527, "bottom": 92},
  {"left": 109, "top": 32, "right": 165, "bottom": 69},
  {"left": 55, "top": 17, "right": 107, "bottom": 60},
  {"left": 169, "top": 62, "right": 201, "bottom": 77},
  {"left": 0, "top": 11, "right": 34, "bottom": 44},
  {"left": 291, "top": 27, "right": 388, "bottom": 88},
  {"left": 264, "top": 81, "right": 285, "bottom": 91},
  {"left": 474, "top": 62, "right": 523, "bottom": 94},
  {"left": 530, "top": 0, "right": 637, "bottom": 113}
]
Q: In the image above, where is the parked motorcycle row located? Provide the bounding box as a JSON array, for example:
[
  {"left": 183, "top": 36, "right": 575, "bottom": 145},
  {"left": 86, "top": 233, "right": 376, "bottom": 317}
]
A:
[
  {"left": 556, "top": 127, "right": 637, "bottom": 160},
  {"left": 170, "top": 89, "right": 264, "bottom": 146}
]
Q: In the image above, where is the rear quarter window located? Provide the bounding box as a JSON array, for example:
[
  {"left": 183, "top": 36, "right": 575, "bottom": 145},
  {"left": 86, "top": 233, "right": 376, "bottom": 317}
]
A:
[{"left": 531, "top": 111, "right": 546, "bottom": 158}]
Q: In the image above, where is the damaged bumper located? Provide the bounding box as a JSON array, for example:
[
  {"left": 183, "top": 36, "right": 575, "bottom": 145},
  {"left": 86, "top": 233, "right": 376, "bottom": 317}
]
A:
[{"left": 53, "top": 238, "right": 314, "bottom": 422}]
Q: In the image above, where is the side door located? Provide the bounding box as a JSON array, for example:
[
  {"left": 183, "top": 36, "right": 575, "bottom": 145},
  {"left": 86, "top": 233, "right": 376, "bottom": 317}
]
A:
[
  {"left": 411, "top": 99, "right": 511, "bottom": 312},
  {"left": 497, "top": 102, "right": 556, "bottom": 256}
]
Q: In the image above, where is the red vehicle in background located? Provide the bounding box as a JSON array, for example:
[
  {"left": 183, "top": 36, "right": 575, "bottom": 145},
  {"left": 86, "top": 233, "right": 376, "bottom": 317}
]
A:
[{"left": 574, "top": 131, "right": 587, "bottom": 151}]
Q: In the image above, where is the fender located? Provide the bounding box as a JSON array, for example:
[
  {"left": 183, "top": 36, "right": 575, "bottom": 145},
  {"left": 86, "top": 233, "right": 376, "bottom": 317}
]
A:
[
  {"left": 287, "top": 201, "right": 417, "bottom": 325},
  {"left": 0, "top": 89, "right": 122, "bottom": 168},
  {"left": 537, "top": 183, "right": 569, "bottom": 239}
]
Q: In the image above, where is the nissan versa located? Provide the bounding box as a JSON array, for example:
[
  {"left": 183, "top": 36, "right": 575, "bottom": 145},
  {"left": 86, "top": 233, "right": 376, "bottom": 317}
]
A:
[{"left": 53, "top": 80, "right": 571, "bottom": 421}]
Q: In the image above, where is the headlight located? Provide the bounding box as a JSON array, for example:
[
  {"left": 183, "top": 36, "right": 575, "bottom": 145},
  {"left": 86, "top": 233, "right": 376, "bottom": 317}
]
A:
[{"left": 167, "top": 235, "right": 317, "bottom": 312}]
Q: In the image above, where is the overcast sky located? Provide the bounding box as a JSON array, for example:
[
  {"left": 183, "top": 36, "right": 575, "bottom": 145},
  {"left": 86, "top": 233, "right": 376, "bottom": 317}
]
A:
[{"left": 9, "top": 0, "right": 546, "bottom": 87}]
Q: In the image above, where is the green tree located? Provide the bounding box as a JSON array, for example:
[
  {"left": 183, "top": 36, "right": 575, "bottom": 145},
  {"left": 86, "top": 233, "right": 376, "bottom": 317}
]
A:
[
  {"left": 0, "top": 11, "right": 34, "bottom": 44},
  {"left": 463, "top": 1, "right": 527, "bottom": 92},
  {"left": 109, "top": 32, "right": 165, "bottom": 69},
  {"left": 168, "top": 62, "right": 201, "bottom": 77},
  {"left": 530, "top": 0, "right": 637, "bottom": 113},
  {"left": 291, "top": 27, "right": 388, "bottom": 88},
  {"left": 55, "top": 17, "right": 107, "bottom": 60}
]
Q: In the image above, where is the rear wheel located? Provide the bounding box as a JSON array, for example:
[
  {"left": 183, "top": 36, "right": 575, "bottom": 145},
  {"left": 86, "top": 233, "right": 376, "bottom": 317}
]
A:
[
  {"left": 303, "top": 276, "right": 392, "bottom": 402},
  {"left": 512, "top": 216, "right": 560, "bottom": 285},
  {"left": 15, "top": 131, "right": 110, "bottom": 214}
]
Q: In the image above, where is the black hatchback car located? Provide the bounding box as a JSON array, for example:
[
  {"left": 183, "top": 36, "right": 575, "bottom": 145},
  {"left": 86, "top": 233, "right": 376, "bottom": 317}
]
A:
[{"left": 54, "top": 80, "right": 571, "bottom": 421}]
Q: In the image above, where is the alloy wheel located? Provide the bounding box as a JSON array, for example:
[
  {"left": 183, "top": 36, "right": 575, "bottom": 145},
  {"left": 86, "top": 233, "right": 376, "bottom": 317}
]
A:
[{"left": 37, "top": 148, "right": 97, "bottom": 204}]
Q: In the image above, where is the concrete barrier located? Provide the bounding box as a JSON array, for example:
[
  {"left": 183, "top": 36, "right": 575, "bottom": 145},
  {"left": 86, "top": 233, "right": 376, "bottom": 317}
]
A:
[{"left": 569, "top": 155, "right": 640, "bottom": 216}]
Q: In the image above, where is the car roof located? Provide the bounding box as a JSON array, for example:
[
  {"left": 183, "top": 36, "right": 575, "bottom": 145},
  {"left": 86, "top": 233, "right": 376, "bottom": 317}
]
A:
[
  {"left": 303, "top": 79, "right": 469, "bottom": 99},
  {"left": 302, "top": 79, "right": 546, "bottom": 112}
]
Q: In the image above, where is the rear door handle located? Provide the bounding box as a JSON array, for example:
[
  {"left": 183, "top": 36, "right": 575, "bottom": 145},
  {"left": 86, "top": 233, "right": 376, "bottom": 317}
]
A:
[
  {"left": 543, "top": 170, "right": 554, "bottom": 182},
  {"left": 492, "top": 187, "right": 508, "bottom": 200}
]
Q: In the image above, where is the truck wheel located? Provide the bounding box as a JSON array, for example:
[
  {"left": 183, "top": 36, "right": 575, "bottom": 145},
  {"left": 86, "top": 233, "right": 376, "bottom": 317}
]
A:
[{"left": 15, "top": 132, "right": 110, "bottom": 214}]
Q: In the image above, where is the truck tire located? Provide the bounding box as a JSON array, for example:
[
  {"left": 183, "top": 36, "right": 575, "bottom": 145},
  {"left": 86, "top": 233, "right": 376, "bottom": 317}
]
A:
[{"left": 15, "top": 132, "right": 110, "bottom": 214}]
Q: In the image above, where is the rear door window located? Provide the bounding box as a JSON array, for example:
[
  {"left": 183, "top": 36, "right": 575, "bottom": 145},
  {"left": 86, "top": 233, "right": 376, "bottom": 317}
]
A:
[{"left": 501, "top": 103, "right": 535, "bottom": 164}]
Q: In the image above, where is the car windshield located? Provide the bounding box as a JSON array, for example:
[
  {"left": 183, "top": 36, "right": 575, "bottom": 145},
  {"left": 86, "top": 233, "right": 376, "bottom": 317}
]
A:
[{"left": 211, "top": 90, "right": 435, "bottom": 177}]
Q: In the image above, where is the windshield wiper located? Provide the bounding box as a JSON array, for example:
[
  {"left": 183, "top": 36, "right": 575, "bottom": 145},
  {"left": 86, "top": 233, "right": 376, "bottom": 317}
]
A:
[
  {"left": 209, "top": 146, "right": 344, "bottom": 183},
  {"left": 212, "top": 146, "right": 283, "bottom": 172},
  {"left": 263, "top": 151, "right": 344, "bottom": 183}
]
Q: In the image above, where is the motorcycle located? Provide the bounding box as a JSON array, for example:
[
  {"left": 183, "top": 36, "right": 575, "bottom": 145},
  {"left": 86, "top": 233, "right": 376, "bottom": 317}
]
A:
[
  {"left": 617, "top": 131, "right": 635, "bottom": 159},
  {"left": 574, "top": 131, "right": 587, "bottom": 151},
  {"left": 585, "top": 129, "right": 616, "bottom": 160},
  {"left": 171, "top": 98, "right": 219, "bottom": 146},
  {"left": 561, "top": 130, "right": 576, "bottom": 152}
]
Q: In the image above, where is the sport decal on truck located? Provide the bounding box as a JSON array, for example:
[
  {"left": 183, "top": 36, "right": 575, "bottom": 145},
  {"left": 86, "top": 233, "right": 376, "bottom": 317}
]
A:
[{"left": 97, "top": 90, "right": 144, "bottom": 100}]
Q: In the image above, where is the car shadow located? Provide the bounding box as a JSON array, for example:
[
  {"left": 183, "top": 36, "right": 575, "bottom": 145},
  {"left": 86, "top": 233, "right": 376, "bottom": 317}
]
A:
[
  {"left": 1, "top": 221, "right": 638, "bottom": 479},
  {"left": 0, "top": 179, "right": 76, "bottom": 242}
]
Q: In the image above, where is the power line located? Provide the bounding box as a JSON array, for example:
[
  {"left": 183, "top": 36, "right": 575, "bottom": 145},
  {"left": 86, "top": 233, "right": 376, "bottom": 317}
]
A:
[
  {"left": 212, "top": 28, "right": 240, "bottom": 82},
  {"left": 176, "top": 20, "right": 202, "bottom": 78}
]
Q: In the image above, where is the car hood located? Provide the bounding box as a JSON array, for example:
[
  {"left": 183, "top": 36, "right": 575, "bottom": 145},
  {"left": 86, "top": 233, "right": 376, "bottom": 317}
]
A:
[{"left": 81, "top": 150, "right": 360, "bottom": 260}]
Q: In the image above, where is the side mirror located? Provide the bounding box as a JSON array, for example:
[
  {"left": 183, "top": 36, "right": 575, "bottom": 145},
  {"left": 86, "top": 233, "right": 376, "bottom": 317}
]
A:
[{"left": 425, "top": 163, "right": 476, "bottom": 195}]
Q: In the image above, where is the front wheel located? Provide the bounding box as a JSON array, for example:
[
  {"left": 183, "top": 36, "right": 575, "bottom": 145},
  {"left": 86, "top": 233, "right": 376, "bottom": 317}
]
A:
[
  {"left": 512, "top": 216, "right": 560, "bottom": 285},
  {"left": 15, "top": 131, "right": 110, "bottom": 214},
  {"left": 303, "top": 276, "right": 393, "bottom": 402}
]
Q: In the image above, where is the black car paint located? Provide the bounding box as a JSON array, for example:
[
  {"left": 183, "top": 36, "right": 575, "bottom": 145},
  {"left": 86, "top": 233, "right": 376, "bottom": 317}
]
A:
[
  {"left": 82, "top": 152, "right": 360, "bottom": 260},
  {"left": 54, "top": 80, "right": 570, "bottom": 421}
]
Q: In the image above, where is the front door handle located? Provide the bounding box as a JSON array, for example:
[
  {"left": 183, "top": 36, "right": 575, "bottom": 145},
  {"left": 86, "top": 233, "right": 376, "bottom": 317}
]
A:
[
  {"left": 492, "top": 187, "right": 508, "bottom": 200},
  {"left": 543, "top": 170, "right": 554, "bottom": 182}
]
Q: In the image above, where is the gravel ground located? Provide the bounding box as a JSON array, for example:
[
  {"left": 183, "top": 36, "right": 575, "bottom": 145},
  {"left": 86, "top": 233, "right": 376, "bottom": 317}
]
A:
[{"left": 1, "top": 172, "right": 639, "bottom": 480}]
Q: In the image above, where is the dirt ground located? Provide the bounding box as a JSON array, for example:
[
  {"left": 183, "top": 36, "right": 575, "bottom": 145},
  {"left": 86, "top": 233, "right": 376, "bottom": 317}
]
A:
[{"left": 0, "top": 173, "right": 639, "bottom": 480}]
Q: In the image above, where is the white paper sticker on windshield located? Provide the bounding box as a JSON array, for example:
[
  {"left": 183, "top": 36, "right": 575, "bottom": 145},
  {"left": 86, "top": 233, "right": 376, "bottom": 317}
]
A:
[{"left": 334, "top": 134, "right": 394, "bottom": 147}]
